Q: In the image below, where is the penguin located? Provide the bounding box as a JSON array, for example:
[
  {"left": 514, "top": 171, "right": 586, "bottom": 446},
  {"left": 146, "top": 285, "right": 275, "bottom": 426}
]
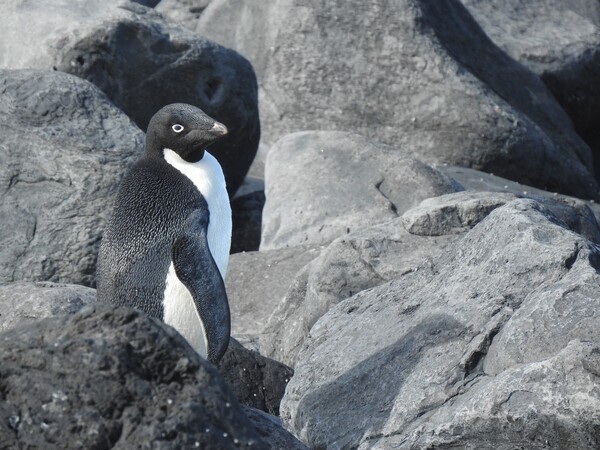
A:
[{"left": 96, "top": 103, "right": 232, "bottom": 364}]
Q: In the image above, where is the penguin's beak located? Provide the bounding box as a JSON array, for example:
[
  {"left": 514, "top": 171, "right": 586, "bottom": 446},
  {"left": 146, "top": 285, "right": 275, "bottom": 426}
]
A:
[{"left": 210, "top": 121, "right": 228, "bottom": 136}]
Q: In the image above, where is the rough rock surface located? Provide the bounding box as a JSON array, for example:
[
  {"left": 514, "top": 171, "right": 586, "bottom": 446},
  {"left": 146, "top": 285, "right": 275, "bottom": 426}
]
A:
[
  {"left": 0, "top": 69, "right": 142, "bottom": 286},
  {"left": 461, "top": 0, "right": 600, "bottom": 178},
  {"left": 264, "top": 189, "right": 600, "bottom": 366},
  {"left": 219, "top": 339, "right": 294, "bottom": 416},
  {"left": 281, "top": 199, "right": 600, "bottom": 449},
  {"left": 0, "top": 303, "right": 267, "bottom": 449},
  {"left": 0, "top": 282, "right": 96, "bottom": 333},
  {"left": 0, "top": 282, "right": 295, "bottom": 422},
  {"left": 0, "top": 0, "right": 259, "bottom": 195},
  {"left": 197, "top": 0, "right": 598, "bottom": 199},
  {"left": 402, "top": 191, "right": 600, "bottom": 243},
  {"left": 261, "top": 131, "right": 462, "bottom": 250},
  {"left": 225, "top": 245, "right": 321, "bottom": 352},
  {"left": 243, "top": 407, "right": 308, "bottom": 450},
  {"left": 263, "top": 218, "right": 462, "bottom": 366}
]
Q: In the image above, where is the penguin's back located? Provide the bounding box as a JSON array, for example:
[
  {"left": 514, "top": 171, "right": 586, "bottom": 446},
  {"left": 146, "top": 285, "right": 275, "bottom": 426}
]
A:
[{"left": 96, "top": 158, "right": 205, "bottom": 317}]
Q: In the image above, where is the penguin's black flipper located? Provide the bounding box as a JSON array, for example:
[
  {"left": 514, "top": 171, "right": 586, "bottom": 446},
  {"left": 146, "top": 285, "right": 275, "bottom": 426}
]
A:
[{"left": 171, "top": 210, "right": 230, "bottom": 364}]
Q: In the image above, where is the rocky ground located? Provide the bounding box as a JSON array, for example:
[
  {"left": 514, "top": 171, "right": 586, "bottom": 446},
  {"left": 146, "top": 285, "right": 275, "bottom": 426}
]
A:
[{"left": 1, "top": 0, "right": 600, "bottom": 449}]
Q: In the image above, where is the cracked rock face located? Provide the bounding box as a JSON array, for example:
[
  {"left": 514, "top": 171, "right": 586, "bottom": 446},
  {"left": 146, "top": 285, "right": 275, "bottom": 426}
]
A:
[
  {"left": 0, "top": 303, "right": 266, "bottom": 449},
  {"left": 0, "top": 0, "right": 259, "bottom": 196},
  {"left": 281, "top": 199, "right": 600, "bottom": 449},
  {"left": 0, "top": 69, "right": 142, "bottom": 286},
  {"left": 260, "top": 131, "right": 462, "bottom": 251}
]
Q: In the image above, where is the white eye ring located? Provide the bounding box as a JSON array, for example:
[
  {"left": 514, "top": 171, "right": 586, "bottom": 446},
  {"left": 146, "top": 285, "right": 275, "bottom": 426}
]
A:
[{"left": 172, "top": 124, "right": 184, "bottom": 133}]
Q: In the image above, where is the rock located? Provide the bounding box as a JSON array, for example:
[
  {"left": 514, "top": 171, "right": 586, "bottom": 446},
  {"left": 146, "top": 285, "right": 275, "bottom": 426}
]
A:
[
  {"left": 263, "top": 217, "right": 462, "bottom": 366},
  {"left": 440, "top": 165, "right": 600, "bottom": 225},
  {"left": 0, "top": 303, "right": 266, "bottom": 449},
  {"left": 225, "top": 245, "right": 321, "bottom": 352},
  {"left": 261, "top": 131, "right": 462, "bottom": 250},
  {"left": 0, "top": 0, "right": 259, "bottom": 196},
  {"left": 243, "top": 406, "right": 308, "bottom": 450},
  {"left": 281, "top": 199, "right": 600, "bottom": 449},
  {"left": 402, "top": 190, "right": 600, "bottom": 243},
  {"left": 0, "top": 69, "right": 143, "bottom": 286},
  {"left": 0, "top": 282, "right": 96, "bottom": 333},
  {"left": 460, "top": 0, "right": 600, "bottom": 179},
  {"left": 265, "top": 188, "right": 600, "bottom": 366},
  {"left": 197, "top": 0, "right": 598, "bottom": 200},
  {"left": 156, "top": 0, "right": 213, "bottom": 31},
  {"left": 230, "top": 190, "right": 265, "bottom": 254},
  {"left": 219, "top": 339, "right": 294, "bottom": 416}
]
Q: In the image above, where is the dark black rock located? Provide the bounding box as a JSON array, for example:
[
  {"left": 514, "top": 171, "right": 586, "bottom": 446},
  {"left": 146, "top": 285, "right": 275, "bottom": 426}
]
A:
[
  {"left": 0, "top": 303, "right": 266, "bottom": 449},
  {"left": 243, "top": 407, "right": 308, "bottom": 450},
  {"left": 219, "top": 339, "right": 294, "bottom": 416},
  {"left": 231, "top": 190, "right": 265, "bottom": 254}
]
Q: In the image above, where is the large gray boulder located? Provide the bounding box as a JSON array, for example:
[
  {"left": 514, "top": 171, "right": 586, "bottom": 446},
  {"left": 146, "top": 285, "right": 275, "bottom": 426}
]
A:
[
  {"left": 261, "top": 131, "right": 462, "bottom": 250},
  {"left": 264, "top": 189, "right": 600, "bottom": 366},
  {"left": 0, "top": 69, "right": 142, "bottom": 286},
  {"left": 461, "top": 0, "right": 600, "bottom": 177},
  {"left": 225, "top": 245, "right": 320, "bottom": 352},
  {"left": 197, "top": 0, "right": 598, "bottom": 199},
  {"left": 262, "top": 217, "right": 463, "bottom": 366},
  {"left": 281, "top": 199, "right": 600, "bottom": 449},
  {"left": 0, "top": 303, "right": 267, "bottom": 449},
  {"left": 0, "top": 0, "right": 259, "bottom": 195}
]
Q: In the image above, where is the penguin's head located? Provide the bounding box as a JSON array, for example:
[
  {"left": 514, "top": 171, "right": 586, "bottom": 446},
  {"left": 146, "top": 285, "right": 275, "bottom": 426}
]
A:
[{"left": 145, "top": 103, "right": 228, "bottom": 162}]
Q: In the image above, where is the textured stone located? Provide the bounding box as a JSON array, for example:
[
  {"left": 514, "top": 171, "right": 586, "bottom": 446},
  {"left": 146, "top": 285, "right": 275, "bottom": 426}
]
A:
[
  {"left": 0, "top": 303, "right": 266, "bottom": 449},
  {"left": 0, "top": 282, "right": 96, "bottom": 333},
  {"left": 197, "top": 0, "right": 598, "bottom": 199},
  {"left": 0, "top": 69, "right": 143, "bottom": 286},
  {"left": 281, "top": 199, "right": 600, "bottom": 449},
  {"left": 225, "top": 245, "right": 320, "bottom": 352},
  {"left": 261, "top": 131, "right": 462, "bottom": 250},
  {"left": 0, "top": 0, "right": 259, "bottom": 195},
  {"left": 439, "top": 165, "right": 600, "bottom": 225},
  {"left": 219, "top": 339, "right": 293, "bottom": 416},
  {"left": 263, "top": 218, "right": 461, "bottom": 366},
  {"left": 402, "top": 190, "right": 600, "bottom": 243}
]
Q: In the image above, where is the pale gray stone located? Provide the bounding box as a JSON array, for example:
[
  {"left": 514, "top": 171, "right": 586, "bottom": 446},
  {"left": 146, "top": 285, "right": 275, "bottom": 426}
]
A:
[
  {"left": 261, "top": 131, "right": 461, "bottom": 251},
  {"left": 281, "top": 199, "right": 600, "bottom": 449}
]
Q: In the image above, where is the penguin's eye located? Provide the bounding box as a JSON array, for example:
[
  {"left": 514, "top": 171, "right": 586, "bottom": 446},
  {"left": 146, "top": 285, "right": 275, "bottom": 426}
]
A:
[{"left": 172, "top": 124, "right": 184, "bottom": 133}]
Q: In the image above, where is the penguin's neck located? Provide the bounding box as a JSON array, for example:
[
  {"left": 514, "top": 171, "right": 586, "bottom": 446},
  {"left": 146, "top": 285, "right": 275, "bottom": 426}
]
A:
[{"left": 162, "top": 148, "right": 232, "bottom": 279}]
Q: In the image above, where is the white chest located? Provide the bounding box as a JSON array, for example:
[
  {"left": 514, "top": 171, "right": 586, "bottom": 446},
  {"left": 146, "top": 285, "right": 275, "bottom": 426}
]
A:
[{"left": 163, "top": 148, "right": 232, "bottom": 279}]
